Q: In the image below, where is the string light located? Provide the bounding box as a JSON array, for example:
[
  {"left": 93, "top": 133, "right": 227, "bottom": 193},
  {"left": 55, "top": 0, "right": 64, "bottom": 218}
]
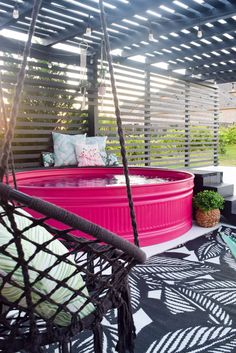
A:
[
  {"left": 230, "top": 82, "right": 236, "bottom": 96},
  {"left": 12, "top": 1, "right": 19, "bottom": 19},
  {"left": 86, "top": 27, "right": 92, "bottom": 36},
  {"left": 148, "top": 31, "right": 155, "bottom": 42},
  {"left": 148, "top": 27, "right": 155, "bottom": 42},
  {"left": 197, "top": 26, "right": 203, "bottom": 38},
  {"left": 85, "top": 14, "right": 92, "bottom": 36}
]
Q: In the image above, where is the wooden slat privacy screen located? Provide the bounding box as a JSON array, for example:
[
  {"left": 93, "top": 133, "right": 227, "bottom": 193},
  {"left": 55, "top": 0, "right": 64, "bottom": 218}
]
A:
[
  {"left": 0, "top": 51, "right": 219, "bottom": 169},
  {"left": 97, "top": 62, "right": 219, "bottom": 168},
  {"left": 0, "top": 53, "right": 89, "bottom": 168}
]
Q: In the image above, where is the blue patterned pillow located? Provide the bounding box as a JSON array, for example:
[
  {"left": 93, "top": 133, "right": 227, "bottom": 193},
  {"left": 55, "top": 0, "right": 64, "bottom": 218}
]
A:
[
  {"left": 101, "top": 151, "right": 119, "bottom": 166},
  {"left": 107, "top": 152, "right": 119, "bottom": 166},
  {"left": 52, "top": 132, "right": 86, "bottom": 167},
  {"left": 86, "top": 136, "right": 107, "bottom": 152},
  {"left": 222, "top": 229, "right": 236, "bottom": 260},
  {"left": 41, "top": 152, "right": 55, "bottom": 167}
]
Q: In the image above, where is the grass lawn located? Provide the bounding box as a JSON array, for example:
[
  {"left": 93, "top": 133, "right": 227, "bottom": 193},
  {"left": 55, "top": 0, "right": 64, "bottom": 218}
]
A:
[{"left": 219, "top": 144, "right": 236, "bottom": 166}]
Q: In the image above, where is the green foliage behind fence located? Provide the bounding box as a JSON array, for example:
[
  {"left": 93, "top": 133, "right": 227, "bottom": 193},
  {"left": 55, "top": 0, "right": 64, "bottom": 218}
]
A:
[
  {"left": 219, "top": 125, "right": 236, "bottom": 154},
  {"left": 102, "top": 123, "right": 217, "bottom": 161}
]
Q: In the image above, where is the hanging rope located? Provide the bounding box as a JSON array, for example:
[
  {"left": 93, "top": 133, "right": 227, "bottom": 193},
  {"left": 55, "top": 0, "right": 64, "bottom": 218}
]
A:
[
  {"left": 0, "top": 72, "right": 7, "bottom": 129},
  {"left": 98, "top": 39, "right": 106, "bottom": 112},
  {"left": 0, "top": 0, "right": 43, "bottom": 182},
  {"left": 0, "top": 72, "right": 17, "bottom": 189},
  {"left": 98, "top": 0, "right": 139, "bottom": 247},
  {"left": 0, "top": 71, "right": 9, "bottom": 183}
]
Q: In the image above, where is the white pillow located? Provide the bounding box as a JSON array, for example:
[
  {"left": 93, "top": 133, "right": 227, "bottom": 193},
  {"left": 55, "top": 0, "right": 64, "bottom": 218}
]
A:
[
  {"left": 75, "top": 143, "right": 105, "bottom": 167},
  {"left": 0, "top": 208, "right": 94, "bottom": 326},
  {"left": 52, "top": 132, "right": 86, "bottom": 167}
]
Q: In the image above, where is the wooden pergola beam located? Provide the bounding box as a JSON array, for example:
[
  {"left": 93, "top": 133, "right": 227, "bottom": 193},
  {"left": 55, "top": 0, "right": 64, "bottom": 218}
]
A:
[
  {"left": 0, "top": 0, "right": 44, "bottom": 29},
  {"left": 40, "top": 0, "right": 183, "bottom": 47},
  {"left": 195, "top": 62, "right": 236, "bottom": 76},
  {"left": 120, "top": 1, "right": 236, "bottom": 59},
  {"left": 0, "top": 35, "right": 96, "bottom": 65},
  {"left": 122, "top": 18, "right": 236, "bottom": 63},
  {"left": 143, "top": 34, "right": 236, "bottom": 69},
  {"left": 168, "top": 49, "right": 236, "bottom": 72},
  {"left": 201, "top": 70, "right": 236, "bottom": 83},
  {"left": 40, "top": 0, "right": 149, "bottom": 46},
  {"left": 112, "top": 0, "right": 226, "bottom": 52}
]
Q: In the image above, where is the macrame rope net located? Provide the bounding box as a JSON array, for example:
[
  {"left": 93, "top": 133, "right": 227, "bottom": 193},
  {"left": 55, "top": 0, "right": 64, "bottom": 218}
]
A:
[{"left": 0, "top": 1, "right": 146, "bottom": 352}]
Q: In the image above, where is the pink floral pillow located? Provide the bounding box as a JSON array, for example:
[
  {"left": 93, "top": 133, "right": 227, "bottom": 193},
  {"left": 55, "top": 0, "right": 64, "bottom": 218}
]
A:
[{"left": 75, "top": 144, "right": 105, "bottom": 167}]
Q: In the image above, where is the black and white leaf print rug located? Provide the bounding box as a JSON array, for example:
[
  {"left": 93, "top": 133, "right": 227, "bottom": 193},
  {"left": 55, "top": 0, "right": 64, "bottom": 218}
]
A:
[{"left": 45, "top": 225, "right": 236, "bottom": 353}]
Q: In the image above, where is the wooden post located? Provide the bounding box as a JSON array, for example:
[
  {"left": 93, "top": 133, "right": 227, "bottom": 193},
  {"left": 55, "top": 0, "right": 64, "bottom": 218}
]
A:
[
  {"left": 213, "top": 84, "right": 219, "bottom": 166},
  {"left": 87, "top": 55, "right": 98, "bottom": 136},
  {"left": 184, "top": 81, "right": 190, "bottom": 167},
  {"left": 144, "top": 64, "right": 151, "bottom": 166}
]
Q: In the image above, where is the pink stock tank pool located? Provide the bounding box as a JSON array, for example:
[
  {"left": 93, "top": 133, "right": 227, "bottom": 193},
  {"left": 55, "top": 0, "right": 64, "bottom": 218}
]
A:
[{"left": 14, "top": 167, "right": 194, "bottom": 246}]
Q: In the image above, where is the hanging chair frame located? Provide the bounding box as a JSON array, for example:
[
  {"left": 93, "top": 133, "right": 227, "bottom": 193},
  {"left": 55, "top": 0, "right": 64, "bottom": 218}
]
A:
[
  {"left": 0, "top": 0, "right": 146, "bottom": 352},
  {"left": 0, "top": 183, "right": 144, "bottom": 261},
  {"left": 0, "top": 182, "right": 145, "bottom": 353}
]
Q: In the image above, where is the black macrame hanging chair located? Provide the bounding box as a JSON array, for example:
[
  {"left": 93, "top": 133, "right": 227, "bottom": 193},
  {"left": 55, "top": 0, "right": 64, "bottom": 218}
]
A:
[{"left": 0, "top": 1, "right": 146, "bottom": 353}]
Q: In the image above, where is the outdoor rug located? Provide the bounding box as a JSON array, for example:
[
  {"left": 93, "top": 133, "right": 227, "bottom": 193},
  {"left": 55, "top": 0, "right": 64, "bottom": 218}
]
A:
[{"left": 43, "top": 225, "right": 236, "bottom": 353}]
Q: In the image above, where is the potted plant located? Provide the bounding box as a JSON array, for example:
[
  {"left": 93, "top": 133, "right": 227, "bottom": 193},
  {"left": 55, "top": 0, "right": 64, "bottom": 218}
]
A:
[{"left": 193, "top": 190, "right": 225, "bottom": 227}]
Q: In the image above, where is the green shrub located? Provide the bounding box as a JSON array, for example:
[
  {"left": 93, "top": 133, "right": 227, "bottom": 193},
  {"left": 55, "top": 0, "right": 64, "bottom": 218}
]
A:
[
  {"left": 99, "top": 123, "right": 224, "bottom": 161},
  {"left": 190, "top": 126, "right": 214, "bottom": 152},
  {"left": 193, "top": 190, "right": 225, "bottom": 211},
  {"left": 224, "top": 125, "right": 236, "bottom": 144},
  {"left": 218, "top": 131, "right": 227, "bottom": 154},
  {"left": 154, "top": 126, "right": 214, "bottom": 154},
  {"left": 219, "top": 125, "right": 236, "bottom": 155}
]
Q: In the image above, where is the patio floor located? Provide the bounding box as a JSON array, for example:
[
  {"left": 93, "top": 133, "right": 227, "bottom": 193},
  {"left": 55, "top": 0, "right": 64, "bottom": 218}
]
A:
[{"left": 54, "top": 223, "right": 236, "bottom": 353}]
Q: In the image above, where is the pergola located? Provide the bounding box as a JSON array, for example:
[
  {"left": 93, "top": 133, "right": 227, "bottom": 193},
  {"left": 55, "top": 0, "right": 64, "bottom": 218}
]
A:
[
  {"left": 1, "top": 3, "right": 236, "bottom": 352},
  {"left": 1, "top": 0, "right": 235, "bottom": 169},
  {"left": 1, "top": 0, "right": 236, "bottom": 82}
]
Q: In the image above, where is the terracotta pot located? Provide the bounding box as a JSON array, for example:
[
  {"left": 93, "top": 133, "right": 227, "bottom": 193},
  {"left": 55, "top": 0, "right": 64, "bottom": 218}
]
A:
[{"left": 195, "top": 208, "right": 220, "bottom": 228}]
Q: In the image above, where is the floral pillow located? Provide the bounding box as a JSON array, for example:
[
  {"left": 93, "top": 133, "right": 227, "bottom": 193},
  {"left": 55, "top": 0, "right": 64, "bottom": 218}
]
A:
[
  {"left": 52, "top": 132, "right": 86, "bottom": 167},
  {"left": 75, "top": 144, "right": 105, "bottom": 167}
]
